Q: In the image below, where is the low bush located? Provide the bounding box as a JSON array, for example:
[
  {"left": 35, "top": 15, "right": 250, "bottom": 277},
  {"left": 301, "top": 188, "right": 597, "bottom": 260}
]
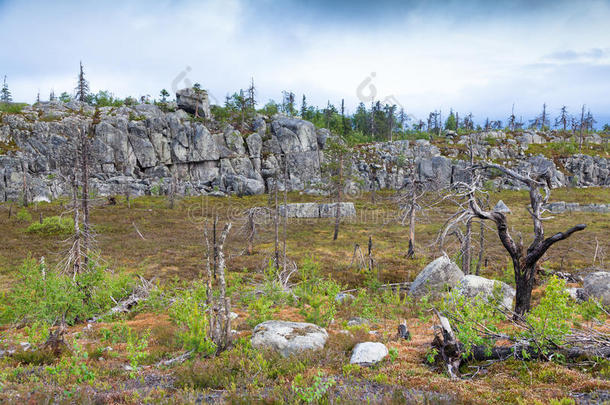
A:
[
  {"left": 26, "top": 216, "right": 74, "bottom": 236},
  {"left": 169, "top": 280, "right": 216, "bottom": 355},
  {"left": 0, "top": 257, "right": 134, "bottom": 325},
  {"left": 15, "top": 208, "right": 32, "bottom": 222}
]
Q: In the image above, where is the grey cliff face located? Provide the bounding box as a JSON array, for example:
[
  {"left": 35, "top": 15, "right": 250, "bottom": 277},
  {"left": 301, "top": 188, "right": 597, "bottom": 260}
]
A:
[{"left": 0, "top": 101, "right": 608, "bottom": 203}]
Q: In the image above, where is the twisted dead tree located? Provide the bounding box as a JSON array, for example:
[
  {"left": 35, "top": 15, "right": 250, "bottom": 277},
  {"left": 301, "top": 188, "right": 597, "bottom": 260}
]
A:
[{"left": 461, "top": 164, "right": 586, "bottom": 316}]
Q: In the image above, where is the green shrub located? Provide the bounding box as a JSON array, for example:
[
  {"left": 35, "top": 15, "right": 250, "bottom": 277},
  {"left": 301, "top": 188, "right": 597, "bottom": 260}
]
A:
[
  {"left": 0, "top": 102, "right": 27, "bottom": 114},
  {"left": 0, "top": 257, "right": 134, "bottom": 325},
  {"left": 293, "top": 258, "right": 342, "bottom": 327},
  {"left": 524, "top": 277, "right": 573, "bottom": 352},
  {"left": 169, "top": 281, "right": 216, "bottom": 355},
  {"left": 291, "top": 371, "right": 335, "bottom": 403},
  {"left": 16, "top": 208, "right": 32, "bottom": 222},
  {"left": 126, "top": 328, "right": 150, "bottom": 378},
  {"left": 26, "top": 216, "right": 74, "bottom": 235}
]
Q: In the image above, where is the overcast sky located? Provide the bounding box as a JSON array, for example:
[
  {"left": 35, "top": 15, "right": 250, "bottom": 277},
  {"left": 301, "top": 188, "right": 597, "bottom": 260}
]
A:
[{"left": 1, "top": 0, "right": 609, "bottom": 125}]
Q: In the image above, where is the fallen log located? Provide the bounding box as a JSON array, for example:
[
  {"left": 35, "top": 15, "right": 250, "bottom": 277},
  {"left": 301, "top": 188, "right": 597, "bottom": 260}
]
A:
[
  {"left": 431, "top": 310, "right": 610, "bottom": 378},
  {"left": 90, "top": 276, "right": 154, "bottom": 322}
]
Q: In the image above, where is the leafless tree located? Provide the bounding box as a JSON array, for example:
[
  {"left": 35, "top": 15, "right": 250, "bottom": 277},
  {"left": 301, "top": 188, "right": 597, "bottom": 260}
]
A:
[
  {"left": 204, "top": 221, "right": 233, "bottom": 352},
  {"left": 454, "top": 164, "right": 586, "bottom": 316}
]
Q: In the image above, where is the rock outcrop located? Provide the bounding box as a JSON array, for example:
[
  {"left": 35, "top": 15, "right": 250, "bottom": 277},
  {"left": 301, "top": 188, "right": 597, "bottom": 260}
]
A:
[
  {"left": 581, "top": 272, "right": 610, "bottom": 306},
  {"left": 455, "top": 275, "right": 515, "bottom": 308},
  {"left": 251, "top": 320, "right": 328, "bottom": 357},
  {"left": 0, "top": 96, "right": 608, "bottom": 203},
  {"left": 409, "top": 256, "right": 464, "bottom": 299}
]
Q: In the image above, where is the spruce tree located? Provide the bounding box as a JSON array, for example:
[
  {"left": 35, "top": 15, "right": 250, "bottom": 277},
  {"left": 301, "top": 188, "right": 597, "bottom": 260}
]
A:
[
  {"left": 0, "top": 76, "right": 12, "bottom": 103},
  {"left": 74, "top": 61, "right": 90, "bottom": 103}
]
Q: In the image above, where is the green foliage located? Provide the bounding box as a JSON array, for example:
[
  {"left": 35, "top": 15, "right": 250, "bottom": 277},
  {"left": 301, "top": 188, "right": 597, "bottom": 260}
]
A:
[
  {"left": 350, "top": 289, "right": 378, "bottom": 322},
  {"left": 91, "top": 90, "right": 124, "bottom": 107},
  {"left": 524, "top": 277, "right": 573, "bottom": 351},
  {"left": 177, "top": 337, "right": 309, "bottom": 390},
  {"left": 388, "top": 347, "right": 398, "bottom": 362},
  {"left": 425, "top": 347, "right": 439, "bottom": 364},
  {"left": 26, "top": 216, "right": 74, "bottom": 236},
  {"left": 169, "top": 281, "right": 216, "bottom": 355},
  {"left": 16, "top": 208, "right": 32, "bottom": 222},
  {"left": 445, "top": 110, "right": 457, "bottom": 131},
  {"left": 0, "top": 257, "right": 133, "bottom": 325},
  {"left": 126, "top": 328, "right": 150, "bottom": 378},
  {"left": 291, "top": 371, "right": 335, "bottom": 403},
  {"left": 246, "top": 294, "right": 277, "bottom": 328},
  {"left": 59, "top": 92, "right": 72, "bottom": 103},
  {"left": 22, "top": 320, "right": 51, "bottom": 346},
  {"left": 99, "top": 320, "right": 130, "bottom": 344},
  {"left": 46, "top": 341, "right": 95, "bottom": 384},
  {"left": 0, "top": 103, "right": 26, "bottom": 114},
  {"left": 293, "top": 258, "right": 342, "bottom": 327},
  {"left": 440, "top": 284, "right": 507, "bottom": 357},
  {"left": 258, "top": 100, "right": 279, "bottom": 116}
]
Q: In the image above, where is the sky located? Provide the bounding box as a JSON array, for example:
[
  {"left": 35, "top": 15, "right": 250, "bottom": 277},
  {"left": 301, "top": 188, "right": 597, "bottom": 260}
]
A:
[{"left": 1, "top": 0, "right": 609, "bottom": 126}]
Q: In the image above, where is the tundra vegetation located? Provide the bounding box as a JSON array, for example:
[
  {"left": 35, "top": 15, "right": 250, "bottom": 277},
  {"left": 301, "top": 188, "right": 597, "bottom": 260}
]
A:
[{"left": 0, "top": 73, "right": 608, "bottom": 404}]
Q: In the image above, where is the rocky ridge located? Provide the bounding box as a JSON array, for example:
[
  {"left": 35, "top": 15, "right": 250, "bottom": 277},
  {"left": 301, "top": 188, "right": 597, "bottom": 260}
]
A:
[{"left": 0, "top": 97, "right": 608, "bottom": 202}]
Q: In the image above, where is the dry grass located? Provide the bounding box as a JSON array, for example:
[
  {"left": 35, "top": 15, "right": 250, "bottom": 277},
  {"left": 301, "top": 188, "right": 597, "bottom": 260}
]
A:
[{"left": 0, "top": 188, "right": 608, "bottom": 403}]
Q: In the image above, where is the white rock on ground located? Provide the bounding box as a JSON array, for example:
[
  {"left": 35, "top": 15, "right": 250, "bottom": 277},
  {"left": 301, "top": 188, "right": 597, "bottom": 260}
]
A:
[
  {"left": 582, "top": 271, "right": 610, "bottom": 306},
  {"left": 455, "top": 275, "right": 515, "bottom": 308},
  {"left": 409, "top": 256, "right": 464, "bottom": 299},
  {"left": 251, "top": 320, "right": 328, "bottom": 357},
  {"left": 350, "top": 342, "right": 388, "bottom": 365}
]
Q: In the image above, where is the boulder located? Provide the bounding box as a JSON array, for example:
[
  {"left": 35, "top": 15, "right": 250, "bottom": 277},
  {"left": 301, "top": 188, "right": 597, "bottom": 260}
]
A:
[
  {"left": 350, "top": 342, "right": 388, "bottom": 365},
  {"left": 279, "top": 202, "right": 320, "bottom": 218},
  {"left": 582, "top": 272, "right": 610, "bottom": 306},
  {"left": 409, "top": 256, "right": 464, "bottom": 299},
  {"left": 455, "top": 275, "right": 515, "bottom": 308},
  {"left": 251, "top": 320, "right": 328, "bottom": 357},
  {"left": 335, "top": 292, "right": 355, "bottom": 304},
  {"left": 176, "top": 87, "right": 211, "bottom": 119},
  {"left": 319, "top": 202, "right": 356, "bottom": 218}
]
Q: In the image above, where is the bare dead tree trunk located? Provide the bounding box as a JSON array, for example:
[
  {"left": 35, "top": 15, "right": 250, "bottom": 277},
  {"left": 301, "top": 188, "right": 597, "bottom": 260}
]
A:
[
  {"left": 213, "top": 215, "right": 218, "bottom": 279},
  {"left": 214, "top": 222, "right": 232, "bottom": 351},
  {"left": 282, "top": 153, "right": 288, "bottom": 271},
  {"left": 81, "top": 125, "right": 91, "bottom": 265},
  {"left": 169, "top": 170, "right": 177, "bottom": 209},
  {"left": 406, "top": 191, "right": 416, "bottom": 259},
  {"left": 21, "top": 160, "right": 28, "bottom": 207},
  {"left": 476, "top": 219, "right": 484, "bottom": 276},
  {"left": 466, "top": 164, "right": 586, "bottom": 317},
  {"left": 368, "top": 236, "right": 373, "bottom": 273},
  {"left": 203, "top": 220, "right": 213, "bottom": 304},
  {"left": 247, "top": 209, "right": 255, "bottom": 255},
  {"left": 72, "top": 180, "right": 82, "bottom": 279},
  {"left": 462, "top": 217, "right": 472, "bottom": 275},
  {"left": 333, "top": 155, "right": 343, "bottom": 241},
  {"left": 274, "top": 173, "right": 279, "bottom": 271},
  {"left": 8, "top": 204, "right": 12, "bottom": 219},
  {"left": 579, "top": 105, "right": 585, "bottom": 153}
]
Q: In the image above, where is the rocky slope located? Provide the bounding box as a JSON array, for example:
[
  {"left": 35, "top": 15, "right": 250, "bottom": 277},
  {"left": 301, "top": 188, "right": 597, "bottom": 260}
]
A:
[{"left": 0, "top": 98, "right": 608, "bottom": 202}]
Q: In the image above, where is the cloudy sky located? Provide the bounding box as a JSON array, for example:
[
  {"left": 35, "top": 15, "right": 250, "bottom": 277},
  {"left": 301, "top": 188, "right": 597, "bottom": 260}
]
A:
[{"left": 1, "top": 0, "right": 609, "bottom": 126}]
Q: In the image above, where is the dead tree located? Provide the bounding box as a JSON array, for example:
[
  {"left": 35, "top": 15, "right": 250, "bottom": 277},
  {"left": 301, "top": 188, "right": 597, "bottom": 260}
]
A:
[
  {"left": 21, "top": 160, "right": 29, "bottom": 207},
  {"left": 282, "top": 153, "right": 288, "bottom": 271},
  {"left": 241, "top": 207, "right": 270, "bottom": 255},
  {"left": 203, "top": 221, "right": 233, "bottom": 352},
  {"left": 463, "top": 164, "right": 586, "bottom": 316},
  {"left": 396, "top": 160, "right": 440, "bottom": 259}
]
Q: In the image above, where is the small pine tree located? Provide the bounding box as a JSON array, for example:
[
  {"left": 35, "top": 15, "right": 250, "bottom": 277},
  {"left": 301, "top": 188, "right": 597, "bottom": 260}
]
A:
[
  {"left": 49, "top": 89, "right": 56, "bottom": 102},
  {"left": 74, "top": 61, "right": 90, "bottom": 103},
  {"left": 445, "top": 109, "right": 457, "bottom": 131},
  {"left": 159, "top": 89, "right": 169, "bottom": 102},
  {"left": 0, "top": 76, "right": 12, "bottom": 103}
]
